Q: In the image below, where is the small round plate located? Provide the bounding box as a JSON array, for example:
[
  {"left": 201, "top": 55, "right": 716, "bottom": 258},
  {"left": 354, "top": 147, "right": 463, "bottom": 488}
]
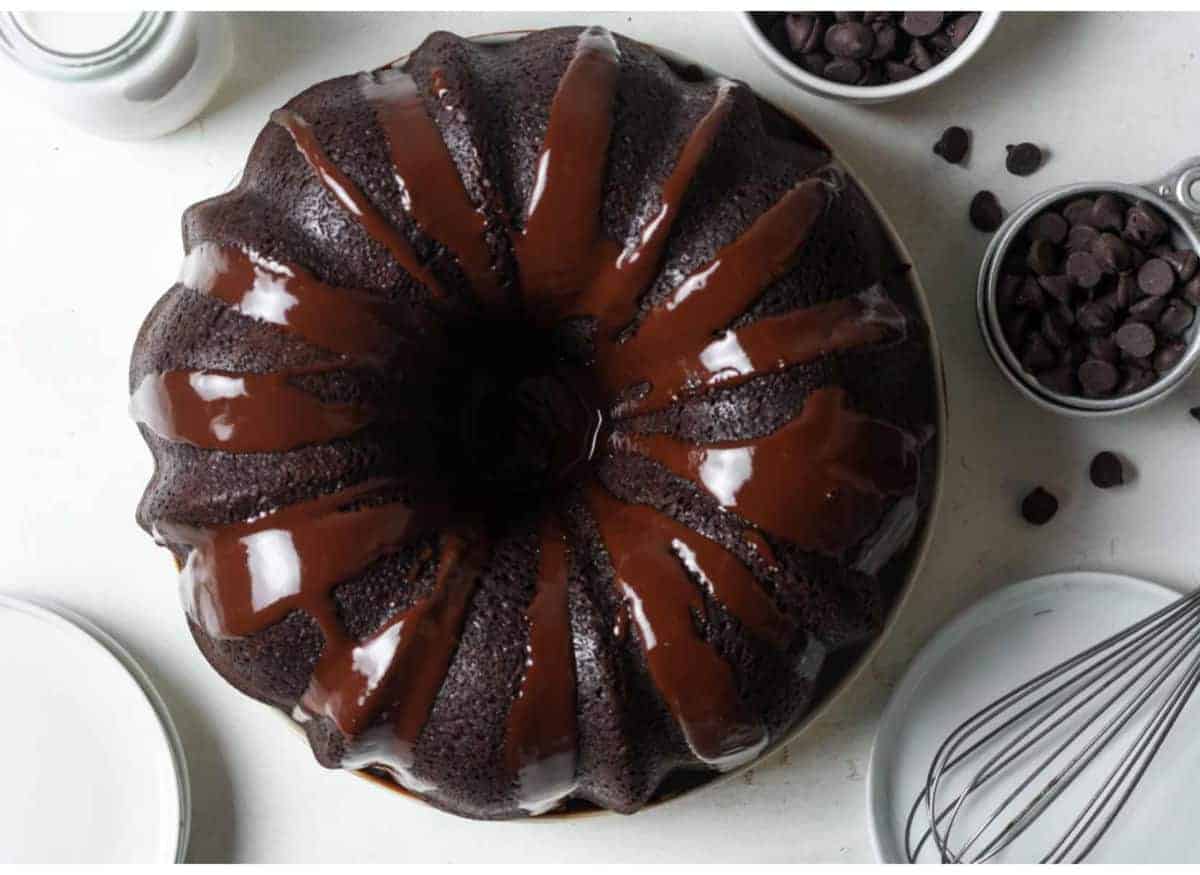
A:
[
  {"left": 0, "top": 594, "right": 189, "bottom": 862},
  {"left": 868, "top": 571, "right": 1200, "bottom": 864}
]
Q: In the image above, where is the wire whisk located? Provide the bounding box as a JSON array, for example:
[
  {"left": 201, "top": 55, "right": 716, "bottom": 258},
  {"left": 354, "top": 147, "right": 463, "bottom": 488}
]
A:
[{"left": 904, "top": 586, "right": 1200, "bottom": 863}]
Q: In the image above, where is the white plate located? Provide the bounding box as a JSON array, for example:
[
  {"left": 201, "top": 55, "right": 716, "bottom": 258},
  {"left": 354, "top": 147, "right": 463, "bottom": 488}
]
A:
[
  {"left": 868, "top": 571, "right": 1200, "bottom": 864},
  {"left": 0, "top": 594, "right": 189, "bottom": 863}
]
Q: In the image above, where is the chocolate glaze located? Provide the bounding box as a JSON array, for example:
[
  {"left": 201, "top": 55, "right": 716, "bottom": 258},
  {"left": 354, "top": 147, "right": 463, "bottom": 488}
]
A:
[{"left": 133, "top": 26, "right": 935, "bottom": 818}]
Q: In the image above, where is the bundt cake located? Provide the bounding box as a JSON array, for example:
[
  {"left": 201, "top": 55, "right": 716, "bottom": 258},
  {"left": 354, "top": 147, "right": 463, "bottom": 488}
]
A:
[{"left": 130, "top": 25, "right": 940, "bottom": 819}]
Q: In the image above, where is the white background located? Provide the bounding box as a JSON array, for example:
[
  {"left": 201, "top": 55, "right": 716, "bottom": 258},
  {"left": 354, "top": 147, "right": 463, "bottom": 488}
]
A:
[{"left": 2, "top": 10, "right": 1200, "bottom": 863}]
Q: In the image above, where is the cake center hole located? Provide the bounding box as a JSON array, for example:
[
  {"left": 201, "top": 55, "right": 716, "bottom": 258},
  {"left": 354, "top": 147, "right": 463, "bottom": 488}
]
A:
[{"left": 439, "top": 317, "right": 605, "bottom": 504}]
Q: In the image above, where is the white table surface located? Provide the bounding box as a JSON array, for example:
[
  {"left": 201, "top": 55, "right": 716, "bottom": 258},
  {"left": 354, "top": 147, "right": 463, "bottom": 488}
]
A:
[{"left": 3, "top": 10, "right": 1200, "bottom": 863}]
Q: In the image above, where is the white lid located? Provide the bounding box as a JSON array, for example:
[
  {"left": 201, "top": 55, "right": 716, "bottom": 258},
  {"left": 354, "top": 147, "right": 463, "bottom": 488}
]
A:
[{"left": 0, "top": 595, "right": 189, "bottom": 863}]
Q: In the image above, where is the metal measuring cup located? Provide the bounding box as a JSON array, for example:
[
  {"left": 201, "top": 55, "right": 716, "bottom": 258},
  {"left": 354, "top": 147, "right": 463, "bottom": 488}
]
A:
[{"left": 977, "top": 156, "right": 1200, "bottom": 416}]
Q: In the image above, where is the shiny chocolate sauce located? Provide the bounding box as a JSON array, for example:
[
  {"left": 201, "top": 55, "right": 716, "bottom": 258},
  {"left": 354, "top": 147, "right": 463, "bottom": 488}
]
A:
[{"left": 134, "top": 25, "right": 925, "bottom": 813}]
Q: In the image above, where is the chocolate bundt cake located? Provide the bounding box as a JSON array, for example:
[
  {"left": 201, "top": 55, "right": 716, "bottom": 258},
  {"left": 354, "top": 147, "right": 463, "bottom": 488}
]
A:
[{"left": 131, "top": 25, "right": 940, "bottom": 819}]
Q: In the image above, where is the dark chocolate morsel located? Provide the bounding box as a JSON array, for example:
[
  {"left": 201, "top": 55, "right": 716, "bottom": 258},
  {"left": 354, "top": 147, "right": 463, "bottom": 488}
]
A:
[
  {"left": 1153, "top": 340, "right": 1187, "bottom": 374},
  {"left": 1089, "top": 193, "right": 1127, "bottom": 232},
  {"left": 933, "top": 126, "right": 969, "bottom": 164},
  {"left": 1021, "top": 486, "right": 1059, "bottom": 525},
  {"left": 1015, "top": 276, "right": 1046, "bottom": 311},
  {"left": 1124, "top": 201, "right": 1169, "bottom": 247},
  {"left": 970, "top": 191, "right": 1004, "bottom": 232},
  {"left": 1076, "top": 300, "right": 1115, "bottom": 335},
  {"left": 1138, "top": 258, "right": 1176, "bottom": 296},
  {"left": 1062, "top": 198, "right": 1095, "bottom": 225},
  {"left": 1065, "top": 250, "right": 1103, "bottom": 288},
  {"left": 884, "top": 60, "right": 919, "bottom": 81},
  {"left": 824, "top": 21, "right": 876, "bottom": 59},
  {"left": 1037, "top": 365, "right": 1077, "bottom": 395},
  {"left": 1159, "top": 300, "right": 1195, "bottom": 336},
  {"left": 1027, "top": 239, "right": 1060, "bottom": 275},
  {"left": 1114, "top": 273, "right": 1138, "bottom": 309},
  {"left": 1181, "top": 275, "right": 1200, "bottom": 306},
  {"left": 1067, "top": 224, "right": 1101, "bottom": 252},
  {"left": 1078, "top": 358, "right": 1119, "bottom": 396},
  {"left": 1038, "top": 274, "right": 1076, "bottom": 305},
  {"left": 1002, "top": 309, "right": 1032, "bottom": 349},
  {"left": 1163, "top": 250, "right": 1200, "bottom": 283},
  {"left": 1089, "top": 452, "right": 1124, "bottom": 488},
  {"left": 1021, "top": 332, "right": 1057, "bottom": 372},
  {"left": 1115, "top": 321, "right": 1157, "bottom": 358},
  {"left": 1119, "top": 366, "right": 1157, "bottom": 395},
  {"left": 949, "top": 11, "right": 980, "bottom": 46},
  {"left": 1041, "top": 308, "right": 1073, "bottom": 349},
  {"left": 1028, "top": 212, "right": 1069, "bottom": 245},
  {"left": 900, "top": 11, "right": 944, "bottom": 37},
  {"left": 785, "top": 14, "right": 819, "bottom": 53},
  {"left": 823, "top": 57, "right": 863, "bottom": 83},
  {"left": 1128, "top": 294, "right": 1167, "bottom": 323},
  {"left": 870, "top": 23, "right": 898, "bottom": 59},
  {"left": 1091, "top": 233, "right": 1132, "bottom": 273},
  {"left": 1006, "top": 142, "right": 1043, "bottom": 176},
  {"left": 1086, "top": 334, "right": 1120, "bottom": 363}
]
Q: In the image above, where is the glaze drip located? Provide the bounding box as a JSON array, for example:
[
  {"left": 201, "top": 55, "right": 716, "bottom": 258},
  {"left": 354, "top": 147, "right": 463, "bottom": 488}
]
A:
[
  {"left": 360, "top": 68, "right": 505, "bottom": 308},
  {"left": 137, "top": 26, "right": 929, "bottom": 813},
  {"left": 504, "top": 516, "right": 579, "bottom": 813}
]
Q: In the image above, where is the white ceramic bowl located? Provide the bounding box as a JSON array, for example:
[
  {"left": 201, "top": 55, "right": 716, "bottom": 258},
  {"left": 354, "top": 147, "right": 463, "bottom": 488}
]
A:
[{"left": 739, "top": 12, "right": 1001, "bottom": 105}]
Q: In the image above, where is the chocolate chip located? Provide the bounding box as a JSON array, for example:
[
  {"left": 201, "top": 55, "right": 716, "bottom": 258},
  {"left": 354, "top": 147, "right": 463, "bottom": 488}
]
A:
[
  {"left": 1078, "top": 358, "right": 1119, "bottom": 396},
  {"left": 1114, "top": 273, "right": 1138, "bottom": 309},
  {"left": 1067, "top": 224, "right": 1101, "bottom": 252},
  {"left": 1119, "top": 366, "right": 1156, "bottom": 395},
  {"left": 1038, "top": 365, "right": 1077, "bottom": 395},
  {"left": 1138, "top": 258, "right": 1176, "bottom": 296},
  {"left": 1002, "top": 309, "right": 1032, "bottom": 349},
  {"left": 1091, "top": 233, "right": 1132, "bottom": 273},
  {"left": 1124, "top": 202, "right": 1169, "bottom": 247},
  {"left": 1163, "top": 250, "right": 1200, "bottom": 283},
  {"left": 1154, "top": 340, "right": 1187, "bottom": 373},
  {"left": 785, "top": 14, "right": 822, "bottom": 53},
  {"left": 1089, "top": 452, "right": 1124, "bottom": 488},
  {"left": 1038, "top": 274, "right": 1076, "bottom": 305},
  {"left": 1015, "top": 276, "right": 1046, "bottom": 311},
  {"left": 1181, "top": 275, "right": 1200, "bottom": 306},
  {"left": 798, "top": 52, "right": 830, "bottom": 76},
  {"left": 1006, "top": 142, "right": 1043, "bottom": 176},
  {"left": 825, "top": 21, "right": 875, "bottom": 58},
  {"left": 823, "top": 57, "right": 863, "bottom": 83},
  {"left": 1159, "top": 300, "right": 1195, "bottom": 336},
  {"left": 871, "top": 23, "right": 899, "bottom": 59},
  {"left": 1027, "top": 239, "right": 1060, "bottom": 275},
  {"left": 1021, "top": 486, "right": 1059, "bottom": 525},
  {"left": 1022, "top": 332, "right": 1057, "bottom": 372},
  {"left": 948, "top": 11, "right": 979, "bottom": 46},
  {"left": 884, "top": 60, "right": 919, "bottom": 81},
  {"left": 1028, "top": 212, "right": 1068, "bottom": 245},
  {"left": 1086, "top": 334, "right": 1120, "bottom": 363},
  {"left": 1062, "top": 198, "right": 1095, "bottom": 225},
  {"left": 1077, "top": 300, "right": 1115, "bottom": 335},
  {"left": 1065, "top": 250, "right": 1103, "bottom": 288},
  {"left": 900, "top": 11, "right": 944, "bottom": 37},
  {"left": 970, "top": 191, "right": 1004, "bottom": 232},
  {"left": 933, "top": 126, "right": 969, "bottom": 164},
  {"left": 1128, "top": 294, "right": 1167, "bottom": 323},
  {"left": 1115, "top": 321, "right": 1157, "bottom": 358},
  {"left": 1041, "top": 308, "right": 1073, "bottom": 349},
  {"left": 1089, "top": 194, "right": 1127, "bottom": 232},
  {"left": 908, "top": 38, "right": 934, "bottom": 71}
]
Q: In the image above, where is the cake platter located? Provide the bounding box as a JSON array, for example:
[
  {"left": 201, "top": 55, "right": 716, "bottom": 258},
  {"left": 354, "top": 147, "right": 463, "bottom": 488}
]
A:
[{"left": 265, "top": 29, "right": 945, "bottom": 819}]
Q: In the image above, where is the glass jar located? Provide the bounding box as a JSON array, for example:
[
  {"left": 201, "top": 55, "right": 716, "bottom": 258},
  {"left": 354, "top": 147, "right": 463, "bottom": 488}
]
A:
[{"left": 0, "top": 11, "right": 234, "bottom": 140}]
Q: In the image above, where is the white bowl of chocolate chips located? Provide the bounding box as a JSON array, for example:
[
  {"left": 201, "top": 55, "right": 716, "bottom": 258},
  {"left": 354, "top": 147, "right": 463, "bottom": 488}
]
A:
[
  {"left": 741, "top": 11, "right": 1001, "bottom": 104},
  {"left": 978, "top": 156, "right": 1200, "bottom": 416}
]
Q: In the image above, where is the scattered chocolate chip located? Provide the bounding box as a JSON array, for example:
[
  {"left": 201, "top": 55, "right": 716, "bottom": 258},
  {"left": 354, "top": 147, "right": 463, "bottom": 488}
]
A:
[
  {"left": 933, "top": 125, "right": 969, "bottom": 164},
  {"left": 1021, "top": 486, "right": 1059, "bottom": 525},
  {"left": 900, "top": 10, "right": 944, "bottom": 36},
  {"left": 1159, "top": 300, "right": 1195, "bottom": 336},
  {"left": 1006, "top": 142, "right": 1043, "bottom": 176},
  {"left": 970, "top": 190, "right": 1004, "bottom": 232},
  {"left": 1153, "top": 340, "right": 1187, "bottom": 373},
  {"left": 1138, "top": 258, "right": 1176, "bottom": 296},
  {"left": 1089, "top": 452, "right": 1124, "bottom": 488},
  {"left": 1115, "top": 321, "right": 1157, "bottom": 358}
]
